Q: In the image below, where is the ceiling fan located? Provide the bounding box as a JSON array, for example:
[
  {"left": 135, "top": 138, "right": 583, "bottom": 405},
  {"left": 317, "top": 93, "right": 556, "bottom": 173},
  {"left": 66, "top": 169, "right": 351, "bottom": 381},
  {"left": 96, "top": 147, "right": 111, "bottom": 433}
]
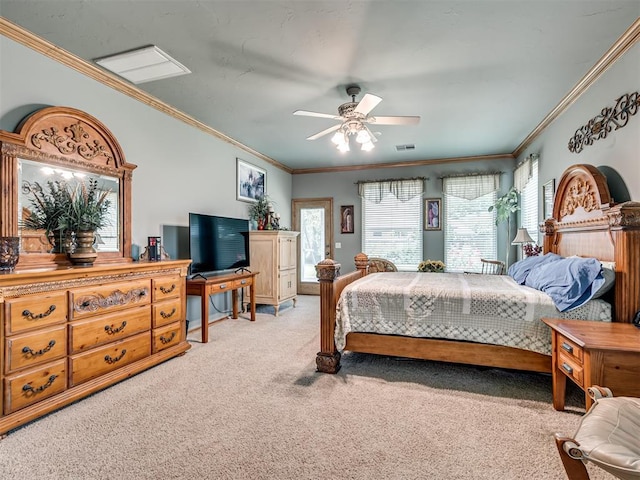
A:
[{"left": 293, "top": 85, "right": 420, "bottom": 152}]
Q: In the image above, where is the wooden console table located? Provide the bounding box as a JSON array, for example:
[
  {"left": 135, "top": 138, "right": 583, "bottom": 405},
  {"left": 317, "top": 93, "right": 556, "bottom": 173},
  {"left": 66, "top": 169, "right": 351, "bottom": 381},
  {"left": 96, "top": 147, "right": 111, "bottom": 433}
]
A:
[{"left": 186, "top": 271, "right": 258, "bottom": 343}]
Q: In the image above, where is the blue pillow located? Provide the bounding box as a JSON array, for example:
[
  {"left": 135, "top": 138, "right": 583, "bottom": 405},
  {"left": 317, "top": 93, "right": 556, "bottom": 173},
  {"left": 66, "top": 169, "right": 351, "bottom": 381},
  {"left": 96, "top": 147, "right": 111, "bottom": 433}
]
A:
[
  {"left": 524, "top": 256, "right": 605, "bottom": 311},
  {"left": 507, "top": 253, "right": 563, "bottom": 285}
]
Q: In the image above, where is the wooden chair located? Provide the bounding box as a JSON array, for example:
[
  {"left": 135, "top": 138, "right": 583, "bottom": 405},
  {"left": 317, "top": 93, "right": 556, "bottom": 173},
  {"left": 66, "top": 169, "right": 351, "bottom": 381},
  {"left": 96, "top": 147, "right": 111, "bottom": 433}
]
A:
[
  {"left": 481, "top": 258, "right": 505, "bottom": 275},
  {"left": 554, "top": 386, "right": 640, "bottom": 480},
  {"left": 367, "top": 257, "right": 398, "bottom": 273}
]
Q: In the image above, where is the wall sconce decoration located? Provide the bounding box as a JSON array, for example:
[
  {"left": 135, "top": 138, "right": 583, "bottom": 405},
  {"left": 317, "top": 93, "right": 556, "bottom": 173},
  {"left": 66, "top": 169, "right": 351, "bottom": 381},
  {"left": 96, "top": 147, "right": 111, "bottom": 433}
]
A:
[{"left": 568, "top": 91, "right": 639, "bottom": 153}]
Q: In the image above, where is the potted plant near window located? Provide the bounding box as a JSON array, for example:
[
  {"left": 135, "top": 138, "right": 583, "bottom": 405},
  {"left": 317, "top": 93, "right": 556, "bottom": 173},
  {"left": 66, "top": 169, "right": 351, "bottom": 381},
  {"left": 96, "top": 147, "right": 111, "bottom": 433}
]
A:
[{"left": 488, "top": 187, "right": 520, "bottom": 267}]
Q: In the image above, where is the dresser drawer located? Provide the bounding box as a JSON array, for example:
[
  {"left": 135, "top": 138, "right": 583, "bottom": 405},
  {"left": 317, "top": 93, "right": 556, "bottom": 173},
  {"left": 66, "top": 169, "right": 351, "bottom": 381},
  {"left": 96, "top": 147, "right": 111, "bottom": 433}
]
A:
[
  {"left": 4, "top": 325, "right": 67, "bottom": 374},
  {"left": 70, "top": 279, "right": 151, "bottom": 320},
  {"left": 69, "top": 305, "right": 151, "bottom": 354},
  {"left": 152, "top": 322, "right": 183, "bottom": 353},
  {"left": 4, "top": 292, "right": 68, "bottom": 335},
  {"left": 152, "top": 275, "right": 183, "bottom": 302},
  {"left": 4, "top": 359, "right": 67, "bottom": 414},
  {"left": 152, "top": 298, "right": 183, "bottom": 328},
  {"left": 557, "top": 334, "right": 583, "bottom": 363},
  {"left": 69, "top": 332, "right": 151, "bottom": 387},
  {"left": 558, "top": 352, "right": 584, "bottom": 387}
]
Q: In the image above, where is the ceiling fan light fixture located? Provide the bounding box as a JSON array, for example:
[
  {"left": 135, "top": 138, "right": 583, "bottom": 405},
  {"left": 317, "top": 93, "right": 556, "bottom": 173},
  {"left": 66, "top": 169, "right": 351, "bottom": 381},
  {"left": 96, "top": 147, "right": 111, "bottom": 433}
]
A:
[
  {"left": 356, "top": 129, "right": 371, "bottom": 144},
  {"left": 337, "top": 142, "right": 350, "bottom": 153},
  {"left": 331, "top": 131, "right": 344, "bottom": 145},
  {"left": 361, "top": 141, "right": 375, "bottom": 152}
]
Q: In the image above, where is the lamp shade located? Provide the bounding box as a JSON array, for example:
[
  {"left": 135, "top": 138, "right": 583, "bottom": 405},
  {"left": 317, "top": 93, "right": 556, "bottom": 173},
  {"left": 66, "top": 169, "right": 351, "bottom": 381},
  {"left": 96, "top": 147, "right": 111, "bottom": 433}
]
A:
[{"left": 512, "top": 228, "right": 534, "bottom": 245}]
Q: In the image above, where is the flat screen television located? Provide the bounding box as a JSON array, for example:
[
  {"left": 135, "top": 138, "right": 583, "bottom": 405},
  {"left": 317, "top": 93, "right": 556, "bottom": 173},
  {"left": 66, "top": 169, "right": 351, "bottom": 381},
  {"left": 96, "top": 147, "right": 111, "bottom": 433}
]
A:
[{"left": 188, "top": 213, "right": 250, "bottom": 276}]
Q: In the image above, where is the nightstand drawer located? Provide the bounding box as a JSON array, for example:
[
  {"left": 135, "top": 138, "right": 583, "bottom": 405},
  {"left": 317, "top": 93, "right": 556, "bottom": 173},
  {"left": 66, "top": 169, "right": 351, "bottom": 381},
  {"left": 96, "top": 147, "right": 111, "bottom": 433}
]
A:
[
  {"left": 558, "top": 352, "right": 584, "bottom": 387},
  {"left": 557, "top": 334, "right": 583, "bottom": 363}
]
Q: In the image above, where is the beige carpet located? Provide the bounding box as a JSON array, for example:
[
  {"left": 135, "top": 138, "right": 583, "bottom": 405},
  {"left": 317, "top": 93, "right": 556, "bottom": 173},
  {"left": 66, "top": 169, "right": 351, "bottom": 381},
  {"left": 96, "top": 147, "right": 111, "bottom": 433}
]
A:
[{"left": 0, "top": 295, "right": 614, "bottom": 480}]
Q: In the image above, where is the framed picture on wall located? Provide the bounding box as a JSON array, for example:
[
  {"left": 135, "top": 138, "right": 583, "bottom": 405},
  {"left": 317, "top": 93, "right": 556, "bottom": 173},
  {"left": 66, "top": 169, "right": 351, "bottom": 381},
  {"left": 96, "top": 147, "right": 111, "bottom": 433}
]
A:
[
  {"left": 341, "top": 205, "right": 354, "bottom": 234},
  {"left": 237, "top": 158, "right": 266, "bottom": 202},
  {"left": 424, "top": 198, "right": 442, "bottom": 231},
  {"left": 543, "top": 179, "right": 555, "bottom": 219}
]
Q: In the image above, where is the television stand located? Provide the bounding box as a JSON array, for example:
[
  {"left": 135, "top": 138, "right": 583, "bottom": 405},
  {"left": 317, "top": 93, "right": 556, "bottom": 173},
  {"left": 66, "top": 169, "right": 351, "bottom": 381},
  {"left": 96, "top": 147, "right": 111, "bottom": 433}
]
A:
[{"left": 186, "top": 270, "right": 258, "bottom": 343}]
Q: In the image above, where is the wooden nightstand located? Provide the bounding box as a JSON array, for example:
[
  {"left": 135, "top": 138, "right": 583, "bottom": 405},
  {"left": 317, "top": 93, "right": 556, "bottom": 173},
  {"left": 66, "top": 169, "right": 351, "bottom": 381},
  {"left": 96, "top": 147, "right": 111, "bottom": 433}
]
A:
[{"left": 542, "top": 318, "right": 640, "bottom": 411}]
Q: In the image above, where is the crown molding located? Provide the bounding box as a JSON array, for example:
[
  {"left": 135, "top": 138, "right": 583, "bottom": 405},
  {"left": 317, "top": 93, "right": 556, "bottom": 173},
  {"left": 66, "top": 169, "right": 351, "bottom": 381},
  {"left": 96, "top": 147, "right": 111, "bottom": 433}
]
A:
[
  {"left": 513, "top": 17, "right": 640, "bottom": 158},
  {"left": 0, "top": 17, "right": 292, "bottom": 174},
  {"left": 2, "top": 16, "right": 636, "bottom": 175},
  {"left": 291, "top": 154, "right": 515, "bottom": 175}
]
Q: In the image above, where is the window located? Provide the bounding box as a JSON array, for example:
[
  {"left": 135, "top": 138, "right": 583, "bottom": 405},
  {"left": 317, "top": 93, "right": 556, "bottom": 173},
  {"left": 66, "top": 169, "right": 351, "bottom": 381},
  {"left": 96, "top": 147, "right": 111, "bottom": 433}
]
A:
[
  {"left": 360, "top": 179, "right": 423, "bottom": 270},
  {"left": 518, "top": 159, "right": 539, "bottom": 244},
  {"left": 443, "top": 175, "right": 498, "bottom": 272}
]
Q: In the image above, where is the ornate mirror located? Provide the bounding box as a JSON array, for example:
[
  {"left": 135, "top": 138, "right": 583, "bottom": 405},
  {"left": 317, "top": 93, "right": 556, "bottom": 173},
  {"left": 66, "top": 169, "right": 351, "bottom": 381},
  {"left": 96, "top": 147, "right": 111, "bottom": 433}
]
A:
[{"left": 0, "top": 106, "right": 136, "bottom": 268}]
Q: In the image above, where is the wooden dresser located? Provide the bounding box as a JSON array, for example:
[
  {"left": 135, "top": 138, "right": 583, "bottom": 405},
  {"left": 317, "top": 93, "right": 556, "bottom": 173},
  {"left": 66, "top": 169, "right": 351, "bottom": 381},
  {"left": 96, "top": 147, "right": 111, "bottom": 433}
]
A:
[
  {"left": 249, "top": 231, "right": 299, "bottom": 315},
  {"left": 0, "top": 260, "right": 191, "bottom": 436}
]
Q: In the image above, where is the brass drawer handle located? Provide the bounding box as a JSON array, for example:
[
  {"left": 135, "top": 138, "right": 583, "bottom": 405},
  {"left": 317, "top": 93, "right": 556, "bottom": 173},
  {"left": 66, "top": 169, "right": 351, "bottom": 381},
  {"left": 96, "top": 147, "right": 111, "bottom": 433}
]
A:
[
  {"left": 561, "top": 363, "right": 573, "bottom": 375},
  {"left": 160, "top": 308, "right": 176, "bottom": 319},
  {"left": 22, "top": 340, "right": 56, "bottom": 357},
  {"left": 160, "top": 284, "right": 176, "bottom": 294},
  {"left": 22, "top": 305, "right": 56, "bottom": 320},
  {"left": 104, "top": 349, "right": 127, "bottom": 364},
  {"left": 105, "top": 321, "right": 127, "bottom": 335},
  {"left": 22, "top": 374, "right": 58, "bottom": 395},
  {"left": 561, "top": 342, "right": 574, "bottom": 354},
  {"left": 160, "top": 332, "right": 177, "bottom": 345}
]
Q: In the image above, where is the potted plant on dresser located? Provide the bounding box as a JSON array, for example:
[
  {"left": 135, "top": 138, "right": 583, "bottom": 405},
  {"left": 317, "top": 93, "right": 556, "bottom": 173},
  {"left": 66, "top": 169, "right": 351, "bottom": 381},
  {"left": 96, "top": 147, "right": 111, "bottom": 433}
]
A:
[
  {"left": 22, "top": 178, "right": 111, "bottom": 266},
  {"left": 59, "top": 178, "right": 111, "bottom": 266}
]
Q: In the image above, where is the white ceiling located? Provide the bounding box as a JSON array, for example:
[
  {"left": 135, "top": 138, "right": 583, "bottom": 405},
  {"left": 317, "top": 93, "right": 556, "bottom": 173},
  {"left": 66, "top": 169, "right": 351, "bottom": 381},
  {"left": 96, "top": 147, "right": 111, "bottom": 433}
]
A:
[{"left": 1, "top": 1, "right": 638, "bottom": 171}]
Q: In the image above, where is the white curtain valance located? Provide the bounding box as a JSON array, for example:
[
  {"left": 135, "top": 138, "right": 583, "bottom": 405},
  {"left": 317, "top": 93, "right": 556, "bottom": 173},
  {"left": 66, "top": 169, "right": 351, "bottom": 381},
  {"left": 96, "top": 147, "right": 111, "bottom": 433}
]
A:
[
  {"left": 514, "top": 158, "right": 533, "bottom": 192},
  {"left": 358, "top": 178, "right": 424, "bottom": 204},
  {"left": 443, "top": 174, "right": 499, "bottom": 200}
]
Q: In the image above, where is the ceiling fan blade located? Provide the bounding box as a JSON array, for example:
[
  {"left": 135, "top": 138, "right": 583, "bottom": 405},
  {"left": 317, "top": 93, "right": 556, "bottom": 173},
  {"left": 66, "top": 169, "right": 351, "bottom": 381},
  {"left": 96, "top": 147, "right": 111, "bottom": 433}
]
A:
[
  {"left": 368, "top": 115, "right": 420, "bottom": 125},
  {"left": 306, "top": 123, "right": 341, "bottom": 140},
  {"left": 353, "top": 93, "right": 382, "bottom": 116},
  {"left": 293, "top": 110, "right": 341, "bottom": 120}
]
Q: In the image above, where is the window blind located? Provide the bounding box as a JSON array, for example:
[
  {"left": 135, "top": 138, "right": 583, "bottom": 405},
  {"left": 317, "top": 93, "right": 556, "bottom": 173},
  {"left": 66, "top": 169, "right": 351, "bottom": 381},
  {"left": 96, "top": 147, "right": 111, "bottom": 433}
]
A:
[
  {"left": 361, "top": 180, "right": 422, "bottom": 271},
  {"left": 520, "top": 159, "right": 539, "bottom": 244},
  {"left": 443, "top": 176, "right": 497, "bottom": 272}
]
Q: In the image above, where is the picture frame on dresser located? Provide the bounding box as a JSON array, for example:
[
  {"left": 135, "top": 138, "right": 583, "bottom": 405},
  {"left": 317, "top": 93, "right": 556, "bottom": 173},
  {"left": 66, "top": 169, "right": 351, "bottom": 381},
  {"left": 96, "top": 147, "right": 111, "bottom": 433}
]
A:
[{"left": 237, "top": 158, "right": 266, "bottom": 202}]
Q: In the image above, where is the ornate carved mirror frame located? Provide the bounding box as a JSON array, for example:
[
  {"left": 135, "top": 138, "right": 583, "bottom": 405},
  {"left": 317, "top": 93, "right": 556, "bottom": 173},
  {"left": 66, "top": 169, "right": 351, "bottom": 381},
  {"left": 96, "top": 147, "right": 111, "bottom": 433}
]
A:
[{"left": 0, "top": 106, "right": 136, "bottom": 269}]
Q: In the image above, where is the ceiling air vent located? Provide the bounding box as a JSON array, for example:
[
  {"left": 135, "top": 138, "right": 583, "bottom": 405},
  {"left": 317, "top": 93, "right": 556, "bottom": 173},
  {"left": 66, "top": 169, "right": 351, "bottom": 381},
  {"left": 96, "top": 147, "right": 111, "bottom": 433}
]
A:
[
  {"left": 395, "top": 144, "right": 416, "bottom": 151},
  {"left": 95, "top": 45, "right": 191, "bottom": 84}
]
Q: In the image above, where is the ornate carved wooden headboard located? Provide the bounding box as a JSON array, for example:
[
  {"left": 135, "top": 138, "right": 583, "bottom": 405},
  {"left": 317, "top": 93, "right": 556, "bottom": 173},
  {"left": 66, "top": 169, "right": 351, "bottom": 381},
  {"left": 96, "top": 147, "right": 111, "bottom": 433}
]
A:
[{"left": 543, "top": 164, "right": 640, "bottom": 323}]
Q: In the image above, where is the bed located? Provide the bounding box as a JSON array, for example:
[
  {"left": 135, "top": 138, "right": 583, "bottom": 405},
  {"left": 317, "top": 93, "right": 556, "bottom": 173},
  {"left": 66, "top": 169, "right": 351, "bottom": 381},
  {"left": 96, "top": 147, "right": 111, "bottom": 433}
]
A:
[{"left": 315, "top": 164, "right": 640, "bottom": 374}]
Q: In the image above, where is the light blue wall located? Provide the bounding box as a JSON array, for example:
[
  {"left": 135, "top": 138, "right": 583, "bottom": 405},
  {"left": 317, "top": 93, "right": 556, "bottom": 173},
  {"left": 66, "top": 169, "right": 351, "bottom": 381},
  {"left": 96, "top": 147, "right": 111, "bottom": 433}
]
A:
[
  {"left": 292, "top": 159, "right": 515, "bottom": 273},
  {"left": 1, "top": 30, "right": 637, "bottom": 291},
  {"left": 0, "top": 36, "right": 294, "bottom": 243},
  {"left": 0, "top": 36, "right": 293, "bottom": 325},
  {"left": 518, "top": 42, "right": 640, "bottom": 210},
  {"left": 292, "top": 43, "right": 640, "bottom": 273}
]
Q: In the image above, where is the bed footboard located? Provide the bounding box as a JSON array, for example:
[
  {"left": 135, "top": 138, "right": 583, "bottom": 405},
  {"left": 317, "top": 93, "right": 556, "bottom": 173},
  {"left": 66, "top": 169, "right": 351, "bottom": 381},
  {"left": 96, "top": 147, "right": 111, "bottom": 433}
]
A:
[{"left": 315, "top": 253, "right": 368, "bottom": 373}]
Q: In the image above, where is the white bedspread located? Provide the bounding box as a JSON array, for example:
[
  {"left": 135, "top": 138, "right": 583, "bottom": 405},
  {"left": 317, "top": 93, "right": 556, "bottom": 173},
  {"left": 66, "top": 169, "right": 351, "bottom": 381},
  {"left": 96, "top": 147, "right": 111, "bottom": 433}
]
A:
[{"left": 335, "top": 272, "right": 612, "bottom": 355}]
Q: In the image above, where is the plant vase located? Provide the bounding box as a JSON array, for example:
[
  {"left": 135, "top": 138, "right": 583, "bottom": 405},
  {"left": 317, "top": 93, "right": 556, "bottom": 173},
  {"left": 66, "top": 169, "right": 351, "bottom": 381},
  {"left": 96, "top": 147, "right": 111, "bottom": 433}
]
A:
[
  {"left": 47, "top": 229, "right": 67, "bottom": 254},
  {"left": 67, "top": 230, "right": 98, "bottom": 267}
]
